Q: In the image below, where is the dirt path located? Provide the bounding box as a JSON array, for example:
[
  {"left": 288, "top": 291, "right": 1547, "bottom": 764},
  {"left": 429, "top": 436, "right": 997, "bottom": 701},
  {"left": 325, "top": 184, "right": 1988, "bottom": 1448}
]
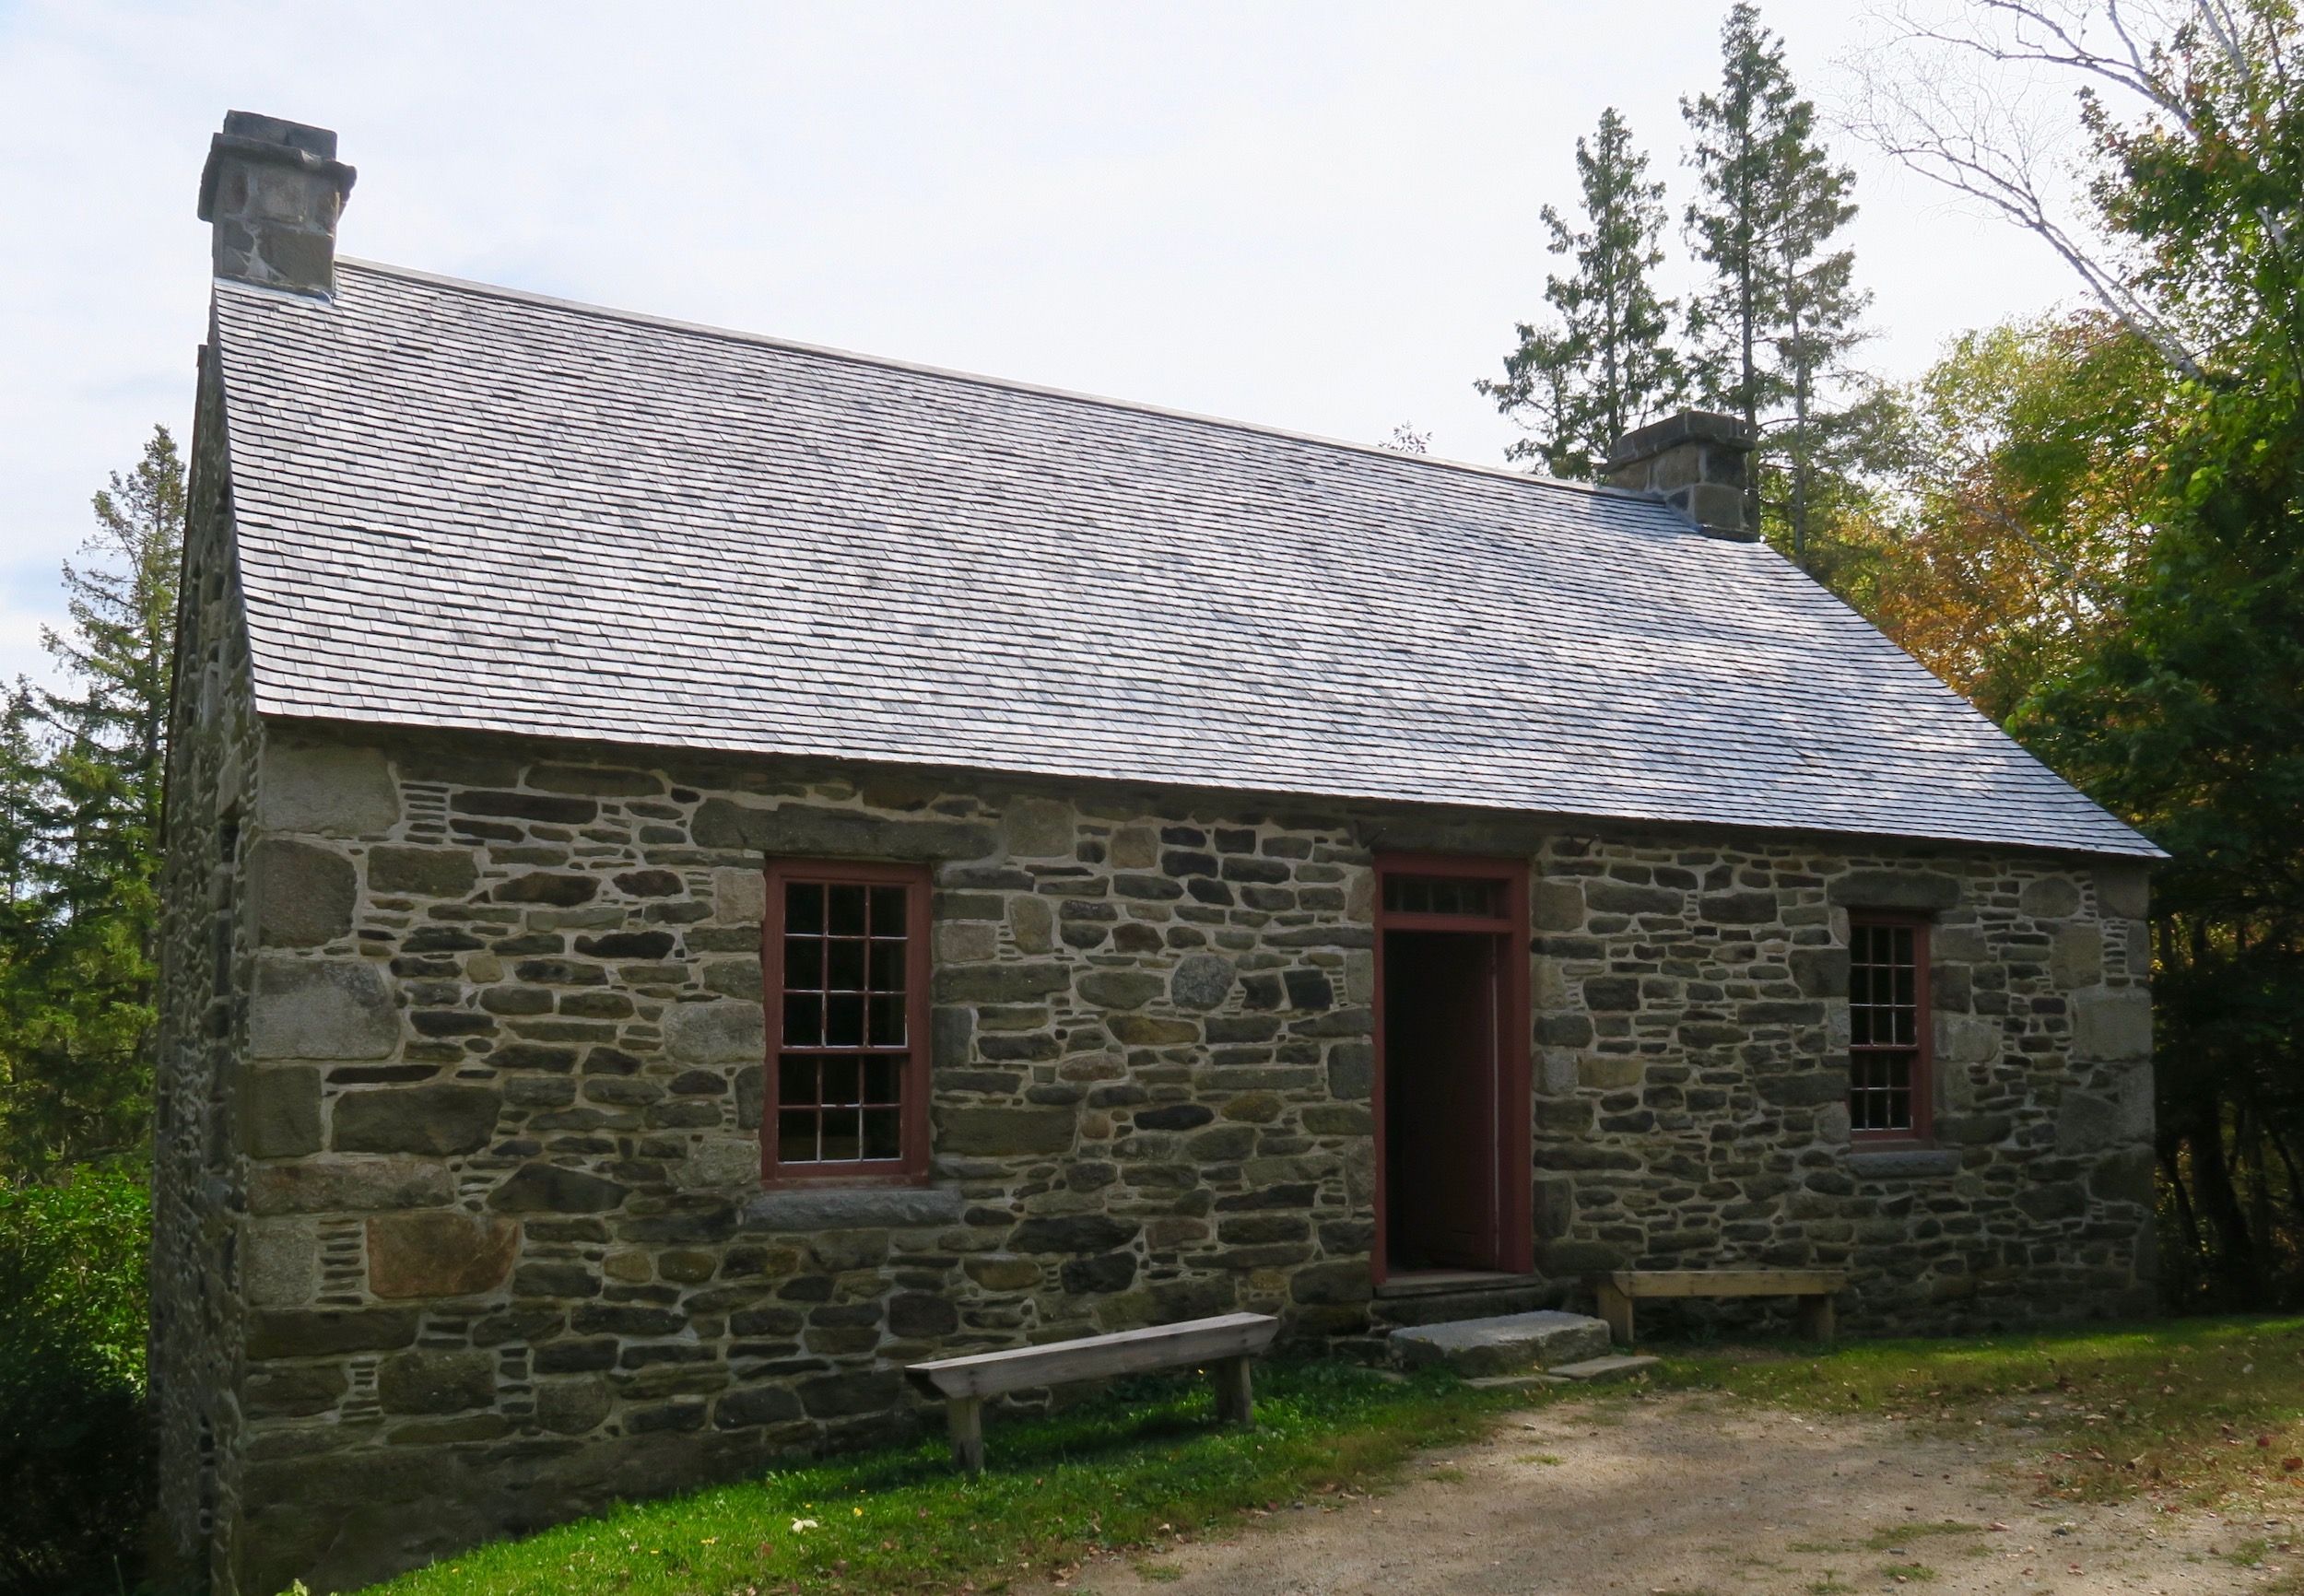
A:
[{"left": 1048, "top": 1392, "right": 2288, "bottom": 1595}]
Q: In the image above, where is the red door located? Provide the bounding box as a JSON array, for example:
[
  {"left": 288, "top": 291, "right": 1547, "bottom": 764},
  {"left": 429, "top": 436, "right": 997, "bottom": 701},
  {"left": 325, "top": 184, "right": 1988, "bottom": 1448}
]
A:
[{"left": 1373, "top": 855, "right": 1532, "bottom": 1280}]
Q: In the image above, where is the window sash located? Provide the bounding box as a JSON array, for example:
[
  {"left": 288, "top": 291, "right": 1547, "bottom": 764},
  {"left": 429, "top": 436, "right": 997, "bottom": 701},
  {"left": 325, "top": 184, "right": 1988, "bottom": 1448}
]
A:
[
  {"left": 1848, "top": 915, "right": 1932, "bottom": 1141},
  {"left": 762, "top": 859, "right": 931, "bottom": 1185}
]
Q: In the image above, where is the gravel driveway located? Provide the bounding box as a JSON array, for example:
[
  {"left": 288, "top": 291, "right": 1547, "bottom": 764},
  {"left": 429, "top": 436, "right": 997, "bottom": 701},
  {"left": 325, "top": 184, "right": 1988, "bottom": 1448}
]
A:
[{"left": 1047, "top": 1391, "right": 2282, "bottom": 1595}]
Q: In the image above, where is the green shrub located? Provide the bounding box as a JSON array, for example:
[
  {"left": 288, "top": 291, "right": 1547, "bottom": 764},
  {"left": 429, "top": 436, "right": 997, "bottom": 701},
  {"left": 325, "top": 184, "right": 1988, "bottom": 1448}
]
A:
[{"left": 0, "top": 1168, "right": 152, "bottom": 1596}]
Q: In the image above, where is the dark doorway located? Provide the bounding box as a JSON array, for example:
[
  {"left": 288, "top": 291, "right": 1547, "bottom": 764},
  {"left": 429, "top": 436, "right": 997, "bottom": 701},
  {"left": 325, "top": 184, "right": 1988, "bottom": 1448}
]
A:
[
  {"left": 1374, "top": 856, "right": 1532, "bottom": 1280},
  {"left": 1384, "top": 931, "right": 1501, "bottom": 1270}
]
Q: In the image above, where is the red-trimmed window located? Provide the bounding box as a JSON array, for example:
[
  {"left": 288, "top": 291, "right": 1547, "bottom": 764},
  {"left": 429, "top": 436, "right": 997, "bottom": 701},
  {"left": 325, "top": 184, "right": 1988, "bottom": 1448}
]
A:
[
  {"left": 762, "top": 859, "right": 931, "bottom": 1185},
  {"left": 1848, "top": 915, "right": 1932, "bottom": 1140}
]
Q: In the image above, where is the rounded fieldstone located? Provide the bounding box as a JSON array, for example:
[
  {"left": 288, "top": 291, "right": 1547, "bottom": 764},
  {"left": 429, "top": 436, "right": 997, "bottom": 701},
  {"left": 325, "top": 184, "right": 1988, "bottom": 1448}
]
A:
[{"left": 1170, "top": 953, "right": 1236, "bottom": 1011}]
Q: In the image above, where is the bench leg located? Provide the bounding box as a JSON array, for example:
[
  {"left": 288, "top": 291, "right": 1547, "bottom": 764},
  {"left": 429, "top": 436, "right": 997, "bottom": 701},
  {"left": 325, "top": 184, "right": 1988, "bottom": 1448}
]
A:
[
  {"left": 1795, "top": 1295, "right": 1836, "bottom": 1344},
  {"left": 946, "top": 1395, "right": 985, "bottom": 1472},
  {"left": 1212, "top": 1356, "right": 1254, "bottom": 1426},
  {"left": 1594, "top": 1283, "right": 1635, "bottom": 1346}
]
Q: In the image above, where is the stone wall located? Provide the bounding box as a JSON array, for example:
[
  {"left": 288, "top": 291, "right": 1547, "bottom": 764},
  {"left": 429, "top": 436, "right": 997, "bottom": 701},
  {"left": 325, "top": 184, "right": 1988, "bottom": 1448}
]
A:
[
  {"left": 190, "top": 728, "right": 1387, "bottom": 1594},
  {"left": 152, "top": 342, "right": 267, "bottom": 1594},
  {"left": 159, "top": 703, "right": 2155, "bottom": 1592},
  {"left": 1522, "top": 832, "right": 2156, "bottom": 1333}
]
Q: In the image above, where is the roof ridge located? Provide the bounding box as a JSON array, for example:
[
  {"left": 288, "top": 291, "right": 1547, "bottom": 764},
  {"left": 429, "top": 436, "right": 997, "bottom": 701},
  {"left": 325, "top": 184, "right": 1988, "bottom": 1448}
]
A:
[{"left": 323, "top": 257, "right": 1646, "bottom": 507}]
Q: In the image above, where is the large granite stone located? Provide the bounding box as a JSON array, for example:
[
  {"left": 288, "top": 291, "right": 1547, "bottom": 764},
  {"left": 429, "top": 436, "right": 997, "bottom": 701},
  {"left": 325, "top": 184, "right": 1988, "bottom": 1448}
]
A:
[
  {"left": 2073, "top": 987, "right": 2153, "bottom": 1061},
  {"left": 333, "top": 1084, "right": 502, "bottom": 1156},
  {"left": 367, "top": 1212, "right": 520, "bottom": 1298},
  {"left": 742, "top": 1187, "right": 962, "bottom": 1231},
  {"left": 1388, "top": 1310, "right": 1614, "bottom": 1377},
  {"left": 241, "top": 1219, "right": 319, "bottom": 1307},
  {"left": 691, "top": 799, "right": 994, "bottom": 862},
  {"left": 260, "top": 743, "right": 400, "bottom": 836},
  {"left": 663, "top": 1001, "right": 765, "bottom": 1064},
  {"left": 247, "top": 1156, "right": 456, "bottom": 1215},
  {"left": 240, "top": 1064, "right": 323, "bottom": 1157},
  {"left": 368, "top": 845, "right": 479, "bottom": 898},
  {"left": 250, "top": 839, "right": 356, "bottom": 946},
  {"left": 250, "top": 956, "right": 396, "bottom": 1059},
  {"left": 933, "top": 1105, "right": 1075, "bottom": 1156}
]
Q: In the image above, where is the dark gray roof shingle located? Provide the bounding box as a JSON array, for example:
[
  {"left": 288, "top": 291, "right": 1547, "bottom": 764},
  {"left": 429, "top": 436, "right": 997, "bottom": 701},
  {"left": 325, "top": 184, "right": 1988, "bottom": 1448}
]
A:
[{"left": 210, "top": 261, "right": 2157, "bottom": 859}]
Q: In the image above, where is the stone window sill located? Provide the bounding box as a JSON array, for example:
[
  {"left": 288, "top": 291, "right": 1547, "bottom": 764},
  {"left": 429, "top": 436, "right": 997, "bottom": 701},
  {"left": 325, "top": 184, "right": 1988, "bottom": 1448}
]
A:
[
  {"left": 1846, "top": 1146, "right": 1963, "bottom": 1179},
  {"left": 742, "top": 1185, "right": 964, "bottom": 1232}
]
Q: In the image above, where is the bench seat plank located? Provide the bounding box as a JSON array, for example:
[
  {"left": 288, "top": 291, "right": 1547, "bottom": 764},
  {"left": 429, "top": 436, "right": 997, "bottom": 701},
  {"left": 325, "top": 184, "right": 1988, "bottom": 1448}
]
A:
[
  {"left": 1604, "top": 1270, "right": 1846, "bottom": 1299},
  {"left": 906, "top": 1312, "right": 1278, "bottom": 1402}
]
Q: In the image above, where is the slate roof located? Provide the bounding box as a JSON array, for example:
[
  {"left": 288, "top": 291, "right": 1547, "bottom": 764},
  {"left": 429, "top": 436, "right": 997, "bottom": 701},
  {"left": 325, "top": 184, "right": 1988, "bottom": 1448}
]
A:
[{"left": 208, "top": 260, "right": 2158, "bottom": 859}]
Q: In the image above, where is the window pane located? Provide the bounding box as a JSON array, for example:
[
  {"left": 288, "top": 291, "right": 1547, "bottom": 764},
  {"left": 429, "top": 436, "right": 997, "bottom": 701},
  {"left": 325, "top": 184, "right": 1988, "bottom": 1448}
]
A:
[
  {"left": 868, "top": 993, "right": 907, "bottom": 1047},
  {"left": 869, "top": 886, "right": 908, "bottom": 934},
  {"left": 778, "top": 1054, "right": 818, "bottom": 1106},
  {"left": 821, "top": 1055, "right": 861, "bottom": 1107},
  {"left": 785, "top": 882, "right": 824, "bottom": 934},
  {"left": 827, "top": 938, "right": 866, "bottom": 991},
  {"left": 829, "top": 884, "right": 867, "bottom": 936},
  {"left": 820, "top": 1109, "right": 862, "bottom": 1163},
  {"left": 782, "top": 993, "right": 822, "bottom": 1048},
  {"left": 869, "top": 939, "right": 907, "bottom": 992},
  {"left": 784, "top": 935, "right": 824, "bottom": 991},
  {"left": 1383, "top": 874, "right": 1500, "bottom": 917},
  {"left": 778, "top": 1109, "right": 817, "bottom": 1163},
  {"left": 863, "top": 1108, "right": 902, "bottom": 1160},
  {"left": 863, "top": 1055, "right": 901, "bottom": 1103},
  {"left": 825, "top": 992, "right": 864, "bottom": 1047}
]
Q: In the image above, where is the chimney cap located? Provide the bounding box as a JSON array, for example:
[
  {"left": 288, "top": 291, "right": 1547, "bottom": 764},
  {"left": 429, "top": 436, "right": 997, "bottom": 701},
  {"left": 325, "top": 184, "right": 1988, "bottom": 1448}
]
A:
[
  {"left": 1604, "top": 408, "right": 1754, "bottom": 472},
  {"left": 196, "top": 111, "right": 355, "bottom": 223}
]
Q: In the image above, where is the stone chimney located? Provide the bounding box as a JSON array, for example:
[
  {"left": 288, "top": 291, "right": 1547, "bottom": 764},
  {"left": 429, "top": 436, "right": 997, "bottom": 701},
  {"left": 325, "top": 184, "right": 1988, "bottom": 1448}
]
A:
[
  {"left": 1603, "top": 410, "right": 1757, "bottom": 542},
  {"left": 196, "top": 111, "right": 356, "bottom": 299}
]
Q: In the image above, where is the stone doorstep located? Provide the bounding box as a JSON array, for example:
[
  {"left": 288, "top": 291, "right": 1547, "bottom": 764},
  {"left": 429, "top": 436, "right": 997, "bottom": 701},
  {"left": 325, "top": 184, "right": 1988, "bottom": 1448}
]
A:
[
  {"left": 1546, "top": 1355, "right": 1663, "bottom": 1383},
  {"left": 1385, "top": 1310, "right": 1615, "bottom": 1378}
]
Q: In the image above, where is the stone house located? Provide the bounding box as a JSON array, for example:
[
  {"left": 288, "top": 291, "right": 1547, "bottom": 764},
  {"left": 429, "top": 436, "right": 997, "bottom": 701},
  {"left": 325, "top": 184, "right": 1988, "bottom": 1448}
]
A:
[{"left": 154, "top": 113, "right": 2162, "bottom": 1595}]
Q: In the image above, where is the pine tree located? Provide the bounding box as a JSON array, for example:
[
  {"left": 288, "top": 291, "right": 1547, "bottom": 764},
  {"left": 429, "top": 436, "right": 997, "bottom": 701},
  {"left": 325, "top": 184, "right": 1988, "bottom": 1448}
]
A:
[
  {"left": 1683, "top": 3, "right": 1870, "bottom": 563},
  {"left": 1479, "top": 109, "right": 1685, "bottom": 479},
  {"left": 0, "top": 427, "right": 183, "bottom": 1178}
]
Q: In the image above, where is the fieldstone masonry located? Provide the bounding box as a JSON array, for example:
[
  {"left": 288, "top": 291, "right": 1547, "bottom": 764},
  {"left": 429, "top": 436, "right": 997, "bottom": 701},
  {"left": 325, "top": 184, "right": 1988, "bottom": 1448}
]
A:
[{"left": 155, "top": 658, "right": 2157, "bottom": 1593}]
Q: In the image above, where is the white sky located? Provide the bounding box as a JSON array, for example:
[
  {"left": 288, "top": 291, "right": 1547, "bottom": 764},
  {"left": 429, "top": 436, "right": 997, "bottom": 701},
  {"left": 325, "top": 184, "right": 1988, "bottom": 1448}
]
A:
[{"left": 0, "top": 0, "right": 2086, "bottom": 687}]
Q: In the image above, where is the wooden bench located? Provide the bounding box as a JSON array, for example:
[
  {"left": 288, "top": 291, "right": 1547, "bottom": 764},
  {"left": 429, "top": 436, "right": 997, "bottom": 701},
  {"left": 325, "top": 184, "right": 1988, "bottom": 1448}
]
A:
[
  {"left": 1587, "top": 1270, "right": 1847, "bottom": 1345},
  {"left": 905, "top": 1311, "right": 1279, "bottom": 1471}
]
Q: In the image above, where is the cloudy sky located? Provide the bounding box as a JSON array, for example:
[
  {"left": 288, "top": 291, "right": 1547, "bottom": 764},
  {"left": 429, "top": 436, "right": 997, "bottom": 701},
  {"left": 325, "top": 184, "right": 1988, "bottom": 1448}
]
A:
[{"left": 0, "top": 1, "right": 2085, "bottom": 687}]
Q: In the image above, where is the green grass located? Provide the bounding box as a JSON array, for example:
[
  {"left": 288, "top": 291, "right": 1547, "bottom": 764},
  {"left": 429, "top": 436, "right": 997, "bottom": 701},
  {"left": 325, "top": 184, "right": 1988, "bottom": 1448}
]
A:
[
  {"left": 1650, "top": 1312, "right": 2304, "bottom": 1511},
  {"left": 358, "top": 1360, "right": 1541, "bottom": 1596},
  {"left": 356, "top": 1315, "right": 2304, "bottom": 1596}
]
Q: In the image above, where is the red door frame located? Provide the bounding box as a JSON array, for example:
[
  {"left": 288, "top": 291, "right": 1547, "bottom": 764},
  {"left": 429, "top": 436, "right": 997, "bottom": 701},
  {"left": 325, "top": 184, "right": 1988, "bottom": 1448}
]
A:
[{"left": 1370, "top": 851, "right": 1533, "bottom": 1284}]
